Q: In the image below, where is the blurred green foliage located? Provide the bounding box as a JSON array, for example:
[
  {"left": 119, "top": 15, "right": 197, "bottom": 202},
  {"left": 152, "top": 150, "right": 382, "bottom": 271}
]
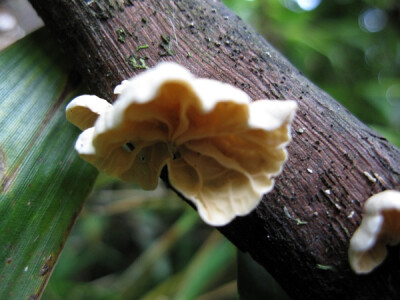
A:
[
  {"left": 225, "top": 0, "right": 400, "bottom": 146},
  {"left": 42, "top": 1, "right": 399, "bottom": 299},
  {"left": 43, "top": 175, "right": 237, "bottom": 300}
]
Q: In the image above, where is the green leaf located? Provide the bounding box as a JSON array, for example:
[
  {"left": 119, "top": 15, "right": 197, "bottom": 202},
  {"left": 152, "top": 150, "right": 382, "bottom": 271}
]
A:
[
  {"left": 112, "top": 208, "right": 200, "bottom": 299},
  {"left": 174, "top": 232, "right": 235, "bottom": 300},
  {"left": 0, "top": 29, "right": 97, "bottom": 299},
  {"left": 140, "top": 231, "right": 236, "bottom": 300}
]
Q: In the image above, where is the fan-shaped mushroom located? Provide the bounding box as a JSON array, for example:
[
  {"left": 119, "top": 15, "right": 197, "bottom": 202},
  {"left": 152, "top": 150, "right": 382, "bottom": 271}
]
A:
[
  {"left": 348, "top": 190, "right": 400, "bottom": 274},
  {"left": 66, "top": 62, "right": 297, "bottom": 226}
]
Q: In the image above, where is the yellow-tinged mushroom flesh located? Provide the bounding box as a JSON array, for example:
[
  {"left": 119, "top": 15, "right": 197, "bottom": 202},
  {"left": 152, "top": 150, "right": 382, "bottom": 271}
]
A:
[
  {"left": 348, "top": 190, "right": 400, "bottom": 274},
  {"left": 65, "top": 62, "right": 297, "bottom": 226}
]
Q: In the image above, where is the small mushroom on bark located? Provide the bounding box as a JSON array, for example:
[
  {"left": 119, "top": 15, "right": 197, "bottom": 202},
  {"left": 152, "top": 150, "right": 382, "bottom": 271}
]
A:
[
  {"left": 66, "top": 62, "right": 297, "bottom": 226},
  {"left": 348, "top": 190, "right": 400, "bottom": 274}
]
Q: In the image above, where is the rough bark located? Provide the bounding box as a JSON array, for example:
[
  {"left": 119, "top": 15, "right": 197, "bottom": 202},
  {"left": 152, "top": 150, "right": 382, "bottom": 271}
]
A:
[{"left": 28, "top": 0, "right": 400, "bottom": 299}]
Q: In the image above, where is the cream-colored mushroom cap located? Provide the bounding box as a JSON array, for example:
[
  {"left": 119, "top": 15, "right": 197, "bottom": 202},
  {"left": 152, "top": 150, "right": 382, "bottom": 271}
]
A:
[
  {"left": 348, "top": 190, "right": 400, "bottom": 274},
  {"left": 66, "top": 95, "right": 112, "bottom": 130},
  {"left": 65, "top": 62, "right": 297, "bottom": 226}
]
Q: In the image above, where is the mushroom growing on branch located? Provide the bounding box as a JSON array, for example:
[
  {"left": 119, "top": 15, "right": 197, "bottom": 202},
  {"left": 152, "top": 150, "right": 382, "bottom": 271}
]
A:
[
  {"left": 66, "top": 62, "right": 297, "bottom": 226},
  {"left": 348, "top": 190, "right": 400, "bottom": 274}
]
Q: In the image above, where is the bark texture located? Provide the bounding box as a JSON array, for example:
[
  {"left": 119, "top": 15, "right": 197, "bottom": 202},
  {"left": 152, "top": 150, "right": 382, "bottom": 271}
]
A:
[{"left": 28, "top": 0, "right": 400, "bottom": 299}]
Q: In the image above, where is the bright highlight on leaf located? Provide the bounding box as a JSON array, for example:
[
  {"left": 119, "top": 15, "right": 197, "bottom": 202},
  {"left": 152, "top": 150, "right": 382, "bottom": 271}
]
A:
[{"left": 66, "top": 62, "right": 297, "bottom": 226}]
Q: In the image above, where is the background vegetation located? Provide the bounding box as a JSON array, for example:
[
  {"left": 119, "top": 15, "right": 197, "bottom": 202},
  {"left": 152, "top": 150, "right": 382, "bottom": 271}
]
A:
[
  {"left": 1, "top": 0, "right": 398, "bottom": 299},
  {"left": 43, "top": 0, "right": 400, "bottom": 299},
  {"left": 225, "top": 0, "right": 400, "bottom": 146}
]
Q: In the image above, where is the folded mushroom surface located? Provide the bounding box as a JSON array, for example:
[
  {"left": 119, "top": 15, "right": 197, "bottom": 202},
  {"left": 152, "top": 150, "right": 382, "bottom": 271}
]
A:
[
  {"left": 348, "top": 190, "right": 400, "bottom": 274},
  {"left": 66, "top": 62, "right": 297, "bottom": 225}
]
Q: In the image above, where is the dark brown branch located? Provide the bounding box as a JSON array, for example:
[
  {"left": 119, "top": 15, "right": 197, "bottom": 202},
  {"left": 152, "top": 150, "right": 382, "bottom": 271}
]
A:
[{"left": 28, "top": 0, "right": 400, "bottom": 299}]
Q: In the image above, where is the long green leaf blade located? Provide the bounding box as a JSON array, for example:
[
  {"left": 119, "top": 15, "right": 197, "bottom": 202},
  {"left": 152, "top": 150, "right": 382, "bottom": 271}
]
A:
[{"left": 0, "top": 30, "right": 97, "bottom": 299}]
